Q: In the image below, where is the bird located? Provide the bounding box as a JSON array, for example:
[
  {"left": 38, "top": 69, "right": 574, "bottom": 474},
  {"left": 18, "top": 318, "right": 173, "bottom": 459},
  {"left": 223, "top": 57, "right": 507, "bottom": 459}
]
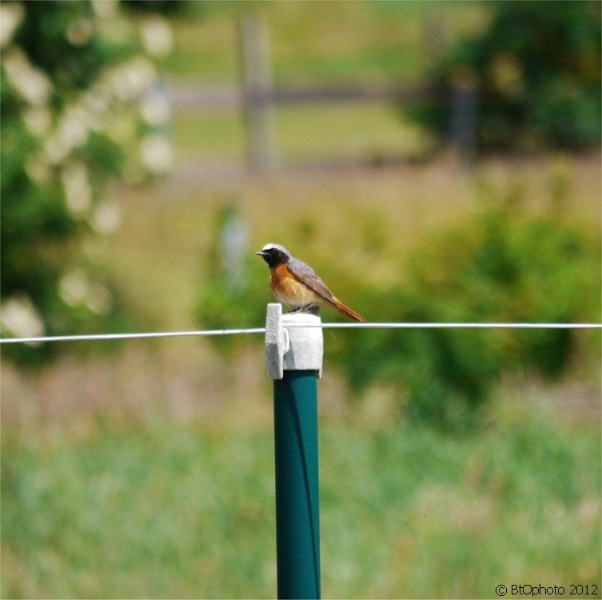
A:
[{"left": 256, "top": 243, "right": 366, "bottom": 322}]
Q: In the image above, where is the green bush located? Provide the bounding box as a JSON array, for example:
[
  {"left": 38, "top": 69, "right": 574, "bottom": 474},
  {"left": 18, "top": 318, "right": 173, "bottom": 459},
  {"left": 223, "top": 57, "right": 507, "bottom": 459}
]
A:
[
  {"left": 333, "top": 190, "right": 600, "bottom": 431},
  {"left": 197, "top": 190, "right": 599, "bottom": 432},
  {"left": 195, "top": 206, "right": 268, "bottom": 352},
  {"left": 1, "top": 1, "right": 172, "bottom": 362},
  {"left": 408, "top": 0, "right": 601, "bottom": 151}
]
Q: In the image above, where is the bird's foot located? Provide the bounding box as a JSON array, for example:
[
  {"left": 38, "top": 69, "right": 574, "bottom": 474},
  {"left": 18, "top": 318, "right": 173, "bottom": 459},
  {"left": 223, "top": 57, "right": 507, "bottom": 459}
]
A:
[{"left": 288, "top": 303, "right": 319, "bottom": 314}]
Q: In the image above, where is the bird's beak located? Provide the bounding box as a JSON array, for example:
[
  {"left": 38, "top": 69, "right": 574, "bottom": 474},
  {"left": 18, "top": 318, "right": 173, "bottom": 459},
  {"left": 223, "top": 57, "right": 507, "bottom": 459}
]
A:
[{"left": 256, "top": 250, "right": 265, "bottom": 256}]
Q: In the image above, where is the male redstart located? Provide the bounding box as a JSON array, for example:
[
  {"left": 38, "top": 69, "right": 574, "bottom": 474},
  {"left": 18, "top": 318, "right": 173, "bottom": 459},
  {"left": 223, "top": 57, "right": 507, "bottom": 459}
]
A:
[{"left": 256, "top": 243, "right": 366, "bottom": 322}]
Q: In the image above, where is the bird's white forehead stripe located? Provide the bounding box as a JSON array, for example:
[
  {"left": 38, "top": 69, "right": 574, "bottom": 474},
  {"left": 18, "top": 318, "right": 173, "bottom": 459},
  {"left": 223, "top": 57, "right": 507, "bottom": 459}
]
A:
[{"left": 262, "top": 243, "right": 288, "bottom": 253}]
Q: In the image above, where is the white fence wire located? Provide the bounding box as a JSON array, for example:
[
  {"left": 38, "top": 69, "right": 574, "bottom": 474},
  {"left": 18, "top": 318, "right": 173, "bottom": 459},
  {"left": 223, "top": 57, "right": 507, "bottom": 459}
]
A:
[{"left": 1, "top": 322, "right": 600, "bottom": 345}]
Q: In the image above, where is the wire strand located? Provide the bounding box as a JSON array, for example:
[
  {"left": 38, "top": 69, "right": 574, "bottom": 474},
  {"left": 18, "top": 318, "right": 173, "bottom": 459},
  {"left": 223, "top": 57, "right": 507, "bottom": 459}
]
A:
[
  {"left": 293, "top": 322, "right": 602, "bottom": 329},
  {"left": 0, "top": 328, "right": 266, "bottom": 344},
  {"left": 1, "top": 322, "right": 600, "bottom": 344}
]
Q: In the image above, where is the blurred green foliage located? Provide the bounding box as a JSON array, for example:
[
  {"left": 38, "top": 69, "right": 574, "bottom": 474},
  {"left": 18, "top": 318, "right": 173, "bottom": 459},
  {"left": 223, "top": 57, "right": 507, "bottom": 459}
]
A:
[
  {"left": 2, "top": 416, "right": 599, "bottom": 598},
  {"left": 197, "top": 186, "right": 600, "bottom": 431},
  {"left": 409, "top": 0, "right": 601, "bottom": 151},
  {"left": 195, "top": 205, "right": 267, "bottom": 352},
  {"left": 121, "top": 0, "right": 188, "bottom": 16},
  {"left": 334, "top": 188, "right": 600, "bottom": 430},
  {"left": 1, "top": 0, "right": 171, "bottom": 362}
]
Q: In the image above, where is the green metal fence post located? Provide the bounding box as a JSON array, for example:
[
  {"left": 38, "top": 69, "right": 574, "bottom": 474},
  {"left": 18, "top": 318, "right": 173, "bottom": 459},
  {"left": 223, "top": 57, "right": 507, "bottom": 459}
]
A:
[{"left": 265, "top": 303, "right": 323, "bottom": 600}]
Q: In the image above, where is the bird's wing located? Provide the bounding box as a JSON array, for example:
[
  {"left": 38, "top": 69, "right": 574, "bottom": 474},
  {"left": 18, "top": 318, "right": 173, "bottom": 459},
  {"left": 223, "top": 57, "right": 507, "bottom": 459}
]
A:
[{"left": 287, "top": 258, "right": 336, "bottom": 303}]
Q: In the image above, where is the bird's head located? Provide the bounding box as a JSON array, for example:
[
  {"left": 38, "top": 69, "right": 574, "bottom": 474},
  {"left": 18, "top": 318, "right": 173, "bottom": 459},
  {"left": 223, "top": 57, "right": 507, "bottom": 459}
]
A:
[{"left": 256, "top": 243, "right": 290, "bottom": 267}]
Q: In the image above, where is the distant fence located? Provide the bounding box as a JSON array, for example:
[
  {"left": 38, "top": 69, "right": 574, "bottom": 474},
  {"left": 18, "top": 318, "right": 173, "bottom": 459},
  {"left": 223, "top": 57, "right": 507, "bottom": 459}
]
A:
[
  {"left": 169, "top": 81, "right": 431, "bottom": 111},
  {"left": 167, "top": 12, "right": 476, "bottom": 173}
]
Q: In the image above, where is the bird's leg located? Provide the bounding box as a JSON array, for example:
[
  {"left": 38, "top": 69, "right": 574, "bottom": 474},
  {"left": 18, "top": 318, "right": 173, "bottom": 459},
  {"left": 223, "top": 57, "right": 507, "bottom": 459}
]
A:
[{"left": 288, "top": 303, "right": 319, "bottom": 315}]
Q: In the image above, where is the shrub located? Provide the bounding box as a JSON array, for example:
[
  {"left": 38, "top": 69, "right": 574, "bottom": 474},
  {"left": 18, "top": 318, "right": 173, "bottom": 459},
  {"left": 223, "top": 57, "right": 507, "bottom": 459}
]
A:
[
  {"left": 1, "top": 1, "right": 173, "bottom": 362},
  {"left": 195, "top": 206, "right": 268, "bottom": 353},
  {"left": 408, "top": 0, "right": 601, "bottom": 151},
  {"left": 333, "top": 190, "right": 600, "bottom": 430}
]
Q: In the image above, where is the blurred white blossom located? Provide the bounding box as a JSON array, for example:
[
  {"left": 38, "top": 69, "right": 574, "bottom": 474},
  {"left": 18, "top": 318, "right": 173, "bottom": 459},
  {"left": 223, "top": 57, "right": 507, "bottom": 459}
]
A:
[
  {"left": 45, "top": 107, "right": 90, "bottom": 164},
  {"left": 59, "top": 268, "right": 112, "bottom": 315},
  {"left": 62, "top": 162, "right": 93, "bottom": 217},
  {"left": 1, "top": 295, "right": 45, "bottom": 342},
  {"left": 140, "top": 133, "right": 173, "bottom": 174},
  {"left": 3, "top": 48, "right": 51, "bottom": 106},
  {"left": 90, "top": 0, "right": 118, "bottom": 20},
  {"left": 59, "top": 269, "right": 89, "bottom": 306},
  {"left": 91, "top": 199, "right": 121, "bottom": 234},
  {"left": 86, "top": 283, "right": 112, "bottom": 315},
  {"left": 0, "top": 1, "right": 24, "bottom": 49},
  {"left": 140, "top": 16, "right": 173, "bottom": 58},
  {"left": 109, "top": 56, "right": 157, "bottom": 103}
]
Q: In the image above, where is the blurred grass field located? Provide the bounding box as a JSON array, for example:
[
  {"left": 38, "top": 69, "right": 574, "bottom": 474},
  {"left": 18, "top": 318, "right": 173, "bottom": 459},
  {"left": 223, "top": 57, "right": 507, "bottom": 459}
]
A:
[
  {"left": 162, "top": 1, "right": 489, "bottom": 85},
  {"left": 165, "top": 0, "right": 487, "bottom": 167},
  {"left": 3, "top": 154, "right": 600, "bottom": 599},
  {"left": 3, "top": 397, "right": 600, "bottom": 599},
  {"left": 2, "top": 2, "right": 601, "bottom": 598}
]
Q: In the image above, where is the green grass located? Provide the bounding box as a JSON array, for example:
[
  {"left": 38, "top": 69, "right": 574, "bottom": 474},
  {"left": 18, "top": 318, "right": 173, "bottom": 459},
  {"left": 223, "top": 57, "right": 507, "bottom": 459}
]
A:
[
  {"left": 172, "top": 102, "right": 427, "bottom": 165},
  {"left": 172, "top": 112, "right": 246, "bottom": 164},
  {"left": 163, "top": 1, "right": 489, "bottom": 84},
  {"left": 276, "top": 103, "right": 427, "bottom": 163},
  {"left": 2, "top": 412, "right": 600, "bottom": 599},
  {"left": 163, "top": 0, "right": 488, "bottom": 167}
]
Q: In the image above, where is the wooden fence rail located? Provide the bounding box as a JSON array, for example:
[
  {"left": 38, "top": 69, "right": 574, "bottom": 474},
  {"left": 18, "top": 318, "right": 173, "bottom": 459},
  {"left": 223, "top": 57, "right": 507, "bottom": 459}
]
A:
[{"left": 166, "top": 13, "right": 475, "bottom": 172}]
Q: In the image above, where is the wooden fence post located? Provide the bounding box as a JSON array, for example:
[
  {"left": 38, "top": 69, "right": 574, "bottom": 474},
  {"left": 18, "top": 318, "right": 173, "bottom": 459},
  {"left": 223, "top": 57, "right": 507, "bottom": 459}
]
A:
[
  {"left": 449, "top": 69, "right": 478, "bottom": 164},
  {"left": 239, "top": 12, "right": 277, "bottom": 173}
]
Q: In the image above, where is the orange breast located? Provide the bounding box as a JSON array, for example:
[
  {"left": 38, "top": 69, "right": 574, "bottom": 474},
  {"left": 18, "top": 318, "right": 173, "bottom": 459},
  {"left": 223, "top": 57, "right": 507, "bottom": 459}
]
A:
[{"left": 270, "top": 264, "right": 319, "bottom": 306}]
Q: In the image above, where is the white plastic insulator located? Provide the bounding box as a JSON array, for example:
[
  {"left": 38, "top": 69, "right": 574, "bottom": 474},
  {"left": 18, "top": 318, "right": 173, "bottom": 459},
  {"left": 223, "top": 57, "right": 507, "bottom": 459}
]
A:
[{"left": 265, "top": 303, "right": 323, "bottom": 380}]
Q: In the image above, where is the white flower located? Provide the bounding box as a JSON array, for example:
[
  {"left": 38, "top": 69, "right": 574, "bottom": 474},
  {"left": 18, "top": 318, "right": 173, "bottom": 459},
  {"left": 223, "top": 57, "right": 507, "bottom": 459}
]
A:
[
  {"left": 140, "top": 133, "right": 172, "bottom": 174},
  {"left": 44, "top": 104, "right": 91, "bottom": 164},
  {"left": 140, "top": 16, "right": 173, "bottom": 59},
  {"left": 59, "top": 268, "right": 89, "bottom": 306},
  {"left": 0, "top": 2, "right": 24, "bottom": 49},
  {"left": 59, "top": 107, "right": 89, "bottom": 149},
  {"left": 44, "top": 134, "right": 70, "bottom": 165},
  {"left": 91, "top": 199, "right": 121, "bottom": 234},
  {"left": 62, "top": 162, "right": 93, "bottom": 217},
  {"left": 108, "top": 56, "right": 157, "bottom": 103},
  {"left": 80, "top": 89, "right": 110, "bottom": 131},
  {"left": 1, "top": 294, "right": 45, "bottom": 343},
  {"left": 59, "top": 268, "right": 111, "bottom": 315},
  {"left": 85, "top": 282, "right": 112, "bottom": 315},
  {"left": 90, "top": 0, "right": 118, "bottom": 19},
  {"left": 3, "top": 48, "right": 51, "bottom": 106}
]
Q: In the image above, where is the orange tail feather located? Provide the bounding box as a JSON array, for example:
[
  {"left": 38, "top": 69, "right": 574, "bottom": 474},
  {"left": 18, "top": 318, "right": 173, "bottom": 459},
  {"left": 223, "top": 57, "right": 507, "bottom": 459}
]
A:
[{"left": 331, "top": 297, "right": 366, "bottom": 322}]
